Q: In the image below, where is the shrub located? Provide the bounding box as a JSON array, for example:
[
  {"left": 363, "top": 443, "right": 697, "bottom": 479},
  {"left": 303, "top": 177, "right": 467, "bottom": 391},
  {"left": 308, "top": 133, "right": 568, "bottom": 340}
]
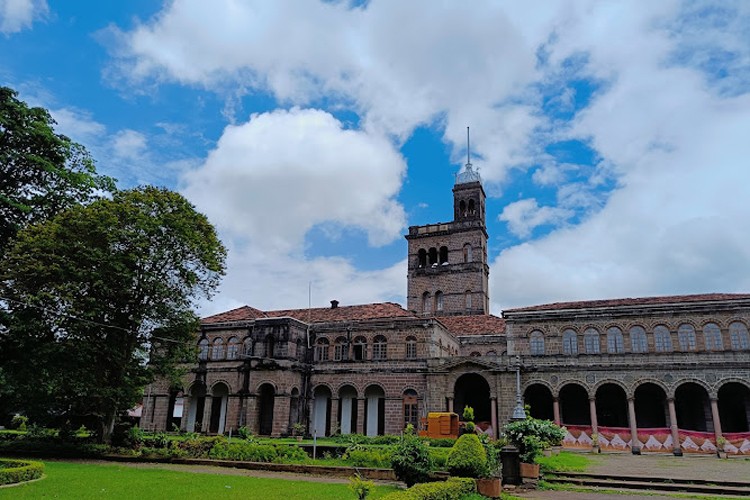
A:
[
  {"left": 208, "top": 441, "right": 307, "bottom": 463},
  {"left": 178, "top": 435, "right": 226, "bottom": 457},
  {"left": 10, "top": 414, "right": 28, "bottom": 431},
  {"left": 349, "top": 472, "right": 375, "bottom": 500},
  {"left": 428, "top": 447, "right": 451, "bottom": 469},
  {"left": 237, "top": 426, "right": 253, "bottom": 440},
  {"left": 380, "top": 477, "right": 475, "bottom": 500},
  {"left": 111, "top": 423, "right": 144, "bottom": 448},
  {"left": 445, "top": 434, "right": 486, "bottom": 478},
  {"left": 142, "top": 432, "right": 170, "bottom": 449},
  {"left": 503, "top": 418, "right": 565, "bottom": 464},
  {"left": 0, "top": 459, "right": 44, "bottom": 485},
  {"left": 345, "top": 448, "right": 393, "bottom": 468},
  {"left": 391, "top": 426, "right": 432, "bottom": 487},
  {"left": 462, "top": 406, "right": 474, "bottom": 423},
  {"left": 426, "top": 438, "right": 455, "bottom": 448}
]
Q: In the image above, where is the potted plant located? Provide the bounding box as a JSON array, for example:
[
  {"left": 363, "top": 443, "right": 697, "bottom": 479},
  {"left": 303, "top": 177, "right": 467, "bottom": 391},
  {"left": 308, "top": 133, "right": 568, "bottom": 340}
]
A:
[
  {"left": 476, "top": 435, "right": 503, "bottom": 498},
  {"left": 591, "top": 432, "right": 600, "bottom": 454},
  {"left": 503, "top": 417, "right": 565, "bottom": 479},
  {"left": 292, "top": 423, "right": 305, "bottom": 442},
  {"left": 446, "top": 433, "right": 502, "bottom": 498},
  {"left": 717, "top": 436, "right": 728, "bottom": 459}
]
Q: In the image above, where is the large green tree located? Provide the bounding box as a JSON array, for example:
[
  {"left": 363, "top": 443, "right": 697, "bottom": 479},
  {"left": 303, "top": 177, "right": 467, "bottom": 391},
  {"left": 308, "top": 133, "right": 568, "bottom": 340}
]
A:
[
  {"left": 0, "top": 86, "right": 115, "bottom": 256},
  {"left": 0, "top": 187, "right": 226, "bottom": 440}
]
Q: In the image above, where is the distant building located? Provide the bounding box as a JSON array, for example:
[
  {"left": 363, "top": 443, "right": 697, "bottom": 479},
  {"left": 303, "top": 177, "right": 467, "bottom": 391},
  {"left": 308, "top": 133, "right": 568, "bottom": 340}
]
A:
[{"left": 143, "top": 163, "right": 750, "bottom": 456}]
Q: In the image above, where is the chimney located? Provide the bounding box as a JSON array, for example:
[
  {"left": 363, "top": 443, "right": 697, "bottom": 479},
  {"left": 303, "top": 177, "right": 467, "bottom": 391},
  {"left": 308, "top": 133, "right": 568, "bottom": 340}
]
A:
[{"left": 330, "top": 300, "right": 339, "bottom": 309}]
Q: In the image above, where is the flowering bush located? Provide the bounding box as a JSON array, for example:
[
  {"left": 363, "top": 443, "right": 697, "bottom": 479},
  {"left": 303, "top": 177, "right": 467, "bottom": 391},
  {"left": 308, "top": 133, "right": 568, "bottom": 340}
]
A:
[{"left": 503, "top": 418, "right": 565, "bottom": 464}]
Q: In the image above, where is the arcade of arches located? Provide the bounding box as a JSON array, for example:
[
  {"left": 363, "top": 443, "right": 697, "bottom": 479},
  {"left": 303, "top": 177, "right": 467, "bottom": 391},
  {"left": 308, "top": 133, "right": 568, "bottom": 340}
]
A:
[{"left": 524, "top": 380, "right": 750, "bottom": 455}]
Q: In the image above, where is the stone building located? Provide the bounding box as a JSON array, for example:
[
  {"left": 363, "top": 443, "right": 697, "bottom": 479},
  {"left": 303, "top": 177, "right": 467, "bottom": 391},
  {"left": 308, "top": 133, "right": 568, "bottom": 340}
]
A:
[{"left": 142, "top": 163, "right": 750, "bottom": 456}]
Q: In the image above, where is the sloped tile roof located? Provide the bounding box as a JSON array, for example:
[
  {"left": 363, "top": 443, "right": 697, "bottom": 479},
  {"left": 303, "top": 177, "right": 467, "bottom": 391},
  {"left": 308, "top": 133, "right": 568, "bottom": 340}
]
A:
[
  {"left": 202, "top": 302, "right": 415, "bottom": 325},
  {"left": 437, "top": 314, "right": 506, "bottom": 336},
  {"left": 503, "top": 293, "right": 750, "bottom": 313}
]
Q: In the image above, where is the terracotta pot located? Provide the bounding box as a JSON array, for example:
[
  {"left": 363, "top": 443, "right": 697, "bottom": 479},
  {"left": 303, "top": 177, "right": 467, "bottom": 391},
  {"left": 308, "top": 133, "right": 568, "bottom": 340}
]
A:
[
  {"left": 519, "top": 462, "right": 540, "bottom": 479},
  {"left": 476, "top": 477, "right": 502, "bottom": 498}
]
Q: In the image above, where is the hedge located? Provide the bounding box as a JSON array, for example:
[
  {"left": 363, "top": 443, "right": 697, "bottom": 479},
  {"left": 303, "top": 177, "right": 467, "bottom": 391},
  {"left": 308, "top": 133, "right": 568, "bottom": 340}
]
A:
[
  {"left": 0, "top": 459, "right": 44, "bottom": 485},
  {"left": 208, "top": 441, "right": 308, "bottom": 463},
  {"left": 380, "top": 477, "right": 475, "bottom": 500}
]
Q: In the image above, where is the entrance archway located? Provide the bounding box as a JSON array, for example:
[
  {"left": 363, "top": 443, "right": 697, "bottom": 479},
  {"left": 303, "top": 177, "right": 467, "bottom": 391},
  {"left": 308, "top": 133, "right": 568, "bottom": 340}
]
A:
[
  {"left": 634, "top": 383, "right": 667, "bottom": 427},
  {"left": 559, "top": 383, "right": 590, "bottom": 425},
  {"left": 595, "top": 383, "right": 628, "bottom": 427},
  {"left": 209, "top": 383, "right": 229, "bottom": 434},
  {"left": 524, "top": 383, "right": 554, "bottom": 421},
  {"left": 675, "top": 382, "right": 710, "bottom": 431},
  {"left": 718, "top": 382, "right": 750, "bottom": 432},
  {"left": 258, "top": 383, "right": 275, "bottom": 435},
  {"left": 312, "top": 385, "right": 331, "bottom": 437},
  {"left": 186, "top": 383, "right": 206, "bottom": 432},
  {"left": 338, "top": 385, "right": 358, "bottom": 435},
  {"left": 454, "top": 373, "right": 491, "bottom": 423},
  {"left": 364, "top": 385, "right": 385, "bottom": 436}
]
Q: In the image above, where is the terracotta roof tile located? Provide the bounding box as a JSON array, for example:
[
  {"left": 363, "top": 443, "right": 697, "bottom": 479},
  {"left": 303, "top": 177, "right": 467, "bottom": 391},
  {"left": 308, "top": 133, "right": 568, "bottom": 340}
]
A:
[
  {"left": 202, "top": 302, "right": 415, "bottom": 325},
  {"left": 437, "top": 315, "right": 506, "bottom": 336},
  {"left": 503, "top": 293, "right": 750, "bottom": 313}
]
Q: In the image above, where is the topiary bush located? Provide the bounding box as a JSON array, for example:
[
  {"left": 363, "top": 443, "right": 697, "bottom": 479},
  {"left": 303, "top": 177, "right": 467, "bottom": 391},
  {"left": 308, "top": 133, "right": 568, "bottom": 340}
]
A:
[
  {"left": 445, "top": 434, "right": 487, "bottom": 478},
  {"left": 380, "top": 477, "right": 475, "bottom": 500},
  {"left": 390, "top": 425, "right": 432, "bottom": 487},
  {"left": 0, "top": 459, "right": 44, "bottom": 485}
]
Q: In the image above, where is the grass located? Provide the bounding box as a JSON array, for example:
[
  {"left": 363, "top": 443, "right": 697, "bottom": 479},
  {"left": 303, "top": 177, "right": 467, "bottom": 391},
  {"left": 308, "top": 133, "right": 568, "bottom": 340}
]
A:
[
  {"left": 537, "top": 451, "right": 596, "bottom": 472},
  {"left": 0, "top": 461, "right": 401, "bottom": 499}
]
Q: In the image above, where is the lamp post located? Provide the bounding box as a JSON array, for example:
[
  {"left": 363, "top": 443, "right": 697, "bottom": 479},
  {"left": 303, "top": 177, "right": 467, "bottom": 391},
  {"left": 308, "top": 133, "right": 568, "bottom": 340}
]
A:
[{"left": 512, "top": 354, "right": 526, "bottom": 420}]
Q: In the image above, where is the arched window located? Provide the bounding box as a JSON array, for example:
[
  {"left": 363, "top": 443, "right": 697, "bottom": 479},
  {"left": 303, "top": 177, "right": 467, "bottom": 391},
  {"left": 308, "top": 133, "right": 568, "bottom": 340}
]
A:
[
  {"left": 653, "top": 325, "right": 673, "bottom": 352},
  {"left": 422, "top": 292, "right": 431, "bottom": 314},
  {"left": 607, "top": 327, "right": 624, "bottom": 353},
  {"left": 530, "top": 331, "right": 545, "bottom": 355},
  {"left": 211, "top": 337, "right": 225, "bottom": 360},
  {"left": 729, "top": 322, "right": 750, "bottom": 350},
  {"left": 465, "top": 290, "right": 472, "bottom": 310},
  {"left": 373, "top": 335, "right": 387, "bottom": 360},
  {"left": 417, "top": 249, "right": 427, "bottom": 268},
  {"left": 583, "top": 328, "right": 600, "bottom": 354},
  {"left": 198, "top": 338, "right": 209, "bottom": 360},
  {"left": 434, "top": 291, "right": 444, "bottom": 312},
  {"left": 226, "top": 337, "right": 239, "bottom": 360},
  {"left": 315, "top": 337, "right": 329, "bottom": 361},
  {"left": 463, "top": 243, "right": 472, "bottom": 263},
  {"left": 678, "top": 324, "right": 697, "bottom": 351},
  {"left": 562, "top": 329, "right": 578, "bottom": 355},
  {"left": 243, "top": 337, "right": 253, "bottom": 357},
  {"left": 265, "top": 334, "right": 275, "bottom": 358},
  {"left": 428, "top": 247, "right": 438, "bottom": 266},
  {"left": 439, "top": 246, "right": 448, "bottom": 264},
  {"left": 630, "top": 326, "right": 648, "bottom": 353},
  {"left": 335, "top": 336, "right": 348, "bottom": 361},
  {"left": 459, "top": 200, "right": 467, "bottom": 216},
  {"left": 468, "top": 199, "right": 476, "bottom": 214},
  {"left": 405, "top": 336, "right": 417, "bottom": 359},
  {"left": 703, "top": 323, "right": 723, "bottom": 351},
  {"left": 403, "top": 390, "right": 418, "bottom": 430},
  {"left": 353, "top": 336, "right": 367, "bottom": 361}
]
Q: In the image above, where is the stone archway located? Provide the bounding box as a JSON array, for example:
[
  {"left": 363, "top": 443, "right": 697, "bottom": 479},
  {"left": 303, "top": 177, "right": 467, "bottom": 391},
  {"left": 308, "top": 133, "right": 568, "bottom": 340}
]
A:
[
  {"left": 454, "top": 373, "right": 491, "bottom": 424},
  {"left": 209, "top": 383, "right": 229, "bottom": 434},
  {"left": 257, "top": 383, "right": 275, "bottom": 436},
  {"left": 524, "top": 383, "right": 554, "bottom": 421}
]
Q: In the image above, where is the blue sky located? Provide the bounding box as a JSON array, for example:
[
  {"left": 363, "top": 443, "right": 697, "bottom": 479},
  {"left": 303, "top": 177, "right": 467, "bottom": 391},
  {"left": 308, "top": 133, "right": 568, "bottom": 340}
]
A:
[{"left": 2, "top": 0, "right": 750, "bottom": 316}]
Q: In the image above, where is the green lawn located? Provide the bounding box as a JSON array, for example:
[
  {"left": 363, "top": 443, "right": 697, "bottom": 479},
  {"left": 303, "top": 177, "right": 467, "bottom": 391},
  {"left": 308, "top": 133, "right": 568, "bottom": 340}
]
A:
[
  {"left": 0, "top": 461, "right": 401, "bottom": 499},
  {"left": 537, "top": 451, "right": 595, "bottom": 472}
]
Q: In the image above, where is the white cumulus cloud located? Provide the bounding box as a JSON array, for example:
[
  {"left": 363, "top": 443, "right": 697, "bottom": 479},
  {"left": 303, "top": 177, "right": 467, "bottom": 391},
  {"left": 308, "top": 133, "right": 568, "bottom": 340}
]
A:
[{"left": 0, "top": 0, "right": 46, "bottom": 34}]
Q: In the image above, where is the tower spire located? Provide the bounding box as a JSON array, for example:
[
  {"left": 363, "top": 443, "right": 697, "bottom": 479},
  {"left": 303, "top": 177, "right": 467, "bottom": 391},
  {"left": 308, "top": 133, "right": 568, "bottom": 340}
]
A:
[{"left": 466, "top": 126, "right": 472, "bottom": 170}]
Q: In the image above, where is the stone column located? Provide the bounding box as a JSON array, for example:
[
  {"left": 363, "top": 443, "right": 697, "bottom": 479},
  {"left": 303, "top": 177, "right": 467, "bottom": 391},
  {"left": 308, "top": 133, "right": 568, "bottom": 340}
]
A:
[
  {"left": 356, "top": 398, "right": 365, "bottom": 435},
  {"left": 627, "top": 397, "right": 640, "bottom": 454},
  {"left": 553, "top": 397, "right": 561, "bottom": 426},
  {"left": 329, "top": 398, "right": 340, "bottom": 436},
  {"left": 667, "top": 398, "right": 682, "bottom": 456},
  {"left": 589, "top": 398, "right": 598, "bottom": 435},
  {"left": 447, "top": 396, "right": 454, "bottom": 413},
  {"left": 490, "top": 397, "right": 498, "bottom": 439},
  {"left": 710, "top": 397, "right": 723, "bottom": 451},
  {"left": 201, "top": 396, "right": 213, "bottom": 433}
]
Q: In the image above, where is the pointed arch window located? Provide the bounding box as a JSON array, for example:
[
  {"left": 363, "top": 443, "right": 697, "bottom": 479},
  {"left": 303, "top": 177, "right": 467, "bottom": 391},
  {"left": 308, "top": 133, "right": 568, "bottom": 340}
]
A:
[
  {"left": 428, "top": 247, "right": 438, "bottom": 266},
  {"left": 439, "top": 246, "right": 448, "bottom": 264},
  {"left": 703, "top": 323, "right": 723, "bottom": 351},
  {"left": 334, "top": 336, "right": 348, "bottom": 361},
  {"left": 562, "top": 329, "right": 578, "bottom": 355},
  {"left": 227, "top": 337, "right": 239, "bottom": 360},
  {"left": 630, "top": 326, "right": 648, "bottom": 353},
  {"left": 422, "top": 292, "right": 431, "bottom": 315},
  {"left": 373, "top": 335, "right": 387, "bottom": 360},
  {"left": 417, "top": 249, "right": 427, "bottom": 268},
  {"left": 265, "top": 334, "right": 275, "bottom": 358},
  {"left": 315, "top": 337, "right": 330, "bottom": 361},
  {"left": 607, "top": 327, "right": 624, "bottom": 353},
  {"left": 530, "top": 331, "right": 545, "bottom": 355},
  {"left": 468, "top": 199, "right": 476, "bottom": 215},
  {"left": 353, "top": 336, "right": 367, "bottom": 361},
  {"left": 653, "top": 325, "right": 673, "bottom": 352},
  {"left": 729, "top": 322, "right": 750, "bottom": 350},
  {"left": 211, "top": 337, "right": 225, "bottom": 360},
  {"left": 465, "top": 290, "right": 472, "bottom": 310},
  {"left": 198, "top": 338, "right": 209, "bottom": 360},
  {"left": 434, "top": 291, "right": 444, "bottom": 312},
  {"left": 463, "top": 243, "right": 473, "bottom": 263},
  {"left": 405, "top": 336, "right": 417, "bottom": 359},
  {"left": 678, "top": 324, "right": 697, "bottom": 351},
  {"left": 583, "top": 328, "right": 600, "bottom": 354},
  {"left": 242, "top": 337, "right": 253, "bottom": 357}
]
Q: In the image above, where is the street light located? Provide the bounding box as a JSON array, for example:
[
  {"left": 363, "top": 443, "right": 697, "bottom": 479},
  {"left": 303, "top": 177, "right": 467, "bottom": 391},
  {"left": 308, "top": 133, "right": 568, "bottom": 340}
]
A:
[{"left": 511, "top": 354, "right": 526, "bottom": 420}]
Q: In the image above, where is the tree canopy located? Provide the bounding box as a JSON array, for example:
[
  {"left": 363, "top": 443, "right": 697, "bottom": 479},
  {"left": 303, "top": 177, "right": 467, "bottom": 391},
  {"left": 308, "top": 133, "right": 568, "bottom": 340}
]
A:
[
  {"left": 0, "top": 186, "right": 226, "bottom": 439},
  {"left": 0, "top": 86, "right": 115, "bottom": 256}
]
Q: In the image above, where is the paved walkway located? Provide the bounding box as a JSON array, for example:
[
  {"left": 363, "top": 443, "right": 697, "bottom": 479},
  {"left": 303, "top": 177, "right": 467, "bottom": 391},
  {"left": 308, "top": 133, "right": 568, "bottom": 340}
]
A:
[{"left": 513, "top": 452, "right": 750, "bottom": 499}]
